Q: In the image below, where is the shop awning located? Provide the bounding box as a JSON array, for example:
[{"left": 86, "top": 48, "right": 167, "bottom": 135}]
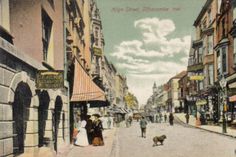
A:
[{"left": 70, "top": 59, "right": 106, "bottom": 102}]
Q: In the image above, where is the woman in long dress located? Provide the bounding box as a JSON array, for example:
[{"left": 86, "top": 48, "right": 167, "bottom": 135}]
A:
[
  {"left": 75, "top": 120, "right": 89, "bottom": 147},
  {"left": 92, "top": 114, "right": 104, "bottom": 146}
]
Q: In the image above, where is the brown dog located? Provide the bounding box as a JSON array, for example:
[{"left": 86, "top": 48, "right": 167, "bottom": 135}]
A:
[{"left": 153, "top": 135, "right": 167, "bottom": 146}]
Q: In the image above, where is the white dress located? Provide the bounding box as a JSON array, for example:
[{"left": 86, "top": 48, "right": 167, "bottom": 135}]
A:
[{"left": 75, "top": 120, "right": 89, "bottom": 146}]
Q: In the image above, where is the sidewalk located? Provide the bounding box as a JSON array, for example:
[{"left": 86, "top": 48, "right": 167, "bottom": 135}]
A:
[
  {"left": 65, "top": 127, "right": 117, "bottom": 157},
  {"left": 175, "top": 113, "right": 236, "bottom": 138}
]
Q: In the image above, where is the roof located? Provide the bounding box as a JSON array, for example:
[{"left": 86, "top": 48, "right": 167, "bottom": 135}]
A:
[
  {"left": 172, "top": 71, "right": 187, "bottom": 79},
  {"left": 193, "top": 0, "right": 213, "bottom": 26}
]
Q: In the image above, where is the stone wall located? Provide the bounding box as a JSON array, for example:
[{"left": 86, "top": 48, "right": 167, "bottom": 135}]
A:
[{"left": 0, "top": 37, "right": 70, "bottom": 156}]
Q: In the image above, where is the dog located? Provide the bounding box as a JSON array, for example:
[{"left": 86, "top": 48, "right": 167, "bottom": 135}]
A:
[{"left": 152, "top": 135, "right": 167, "bottom": 146}]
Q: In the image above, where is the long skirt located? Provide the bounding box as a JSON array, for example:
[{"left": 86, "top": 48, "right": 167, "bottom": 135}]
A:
[{"left": 92, "top": 137, "right": 104, "bottom": 146}]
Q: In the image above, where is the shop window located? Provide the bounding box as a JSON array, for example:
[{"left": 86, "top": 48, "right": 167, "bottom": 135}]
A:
[{"left": 42, "top": 9, "right": 53, "bottom": 62}]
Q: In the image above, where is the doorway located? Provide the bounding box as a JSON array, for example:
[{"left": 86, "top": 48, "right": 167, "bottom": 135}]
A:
[
  {"left": 52, "top": 96, "right": 63, "bottom": 152},
  {"left": 13, "top": 82, "right": 32, "bottom": 155}
]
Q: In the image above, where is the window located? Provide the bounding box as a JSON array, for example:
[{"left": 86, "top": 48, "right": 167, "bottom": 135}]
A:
[
  {"left": 218, "top": 0, "right": 222, "bottom": 13},
  {"left": 0, "top": 0, "right": 2, "bottom": 25},
  {"left": 222, "top": 47, "right": 227, "bottom": 73},
  {"left": 208, "top": 64, "right": 214, "bottom": 85},
  {"left": 47, "top": 0, "right": 54, "bottom": 9},
  {"left": 198, "top": 47, "right": 203, "bottom": 63},
  {"left": 222, "top": 19, "right": 225, "bottom": 38},
  {"left": 234, "top": 0, "right": 236, "bottom": 22},
  {"left": 217, "top": 50, "right": 221, "bottom": 75},
  {"left": 234, "top": 39, "right": 236, "bottom": 64},
  {"left": 208, "top": 35, "right": 213, "bottom": 54},
  {"left": 208, "top": 9, "right": 212, "bottom": 24},
  {"left": 0, "top": 0, "right": 10, "bottom": 32},
  {"left": 95, "top": 38, "right": 98, "bottom": 46},
  {"left": 202, "top": 20, "right": 207, "bottom": 30},
  {"left": 95, "top": 27, "right": 99, "bottom": 38},
  {"left": 42, "top": 9, "right": 53, "bottom": 61}
]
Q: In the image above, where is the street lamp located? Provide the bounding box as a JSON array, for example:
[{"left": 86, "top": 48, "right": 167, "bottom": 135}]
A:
[{"left": 219, "top": 76, "right": 227, "bottom": 133}]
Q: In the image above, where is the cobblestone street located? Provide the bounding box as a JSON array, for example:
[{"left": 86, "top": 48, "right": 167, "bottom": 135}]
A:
[{"left": 67, "top": 121, "right": 236, "bottom": 157}]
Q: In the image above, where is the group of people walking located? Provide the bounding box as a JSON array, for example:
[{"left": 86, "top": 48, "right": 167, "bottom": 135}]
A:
[{"left": 74, "top": 114, "right": 104, "bottom": 147}]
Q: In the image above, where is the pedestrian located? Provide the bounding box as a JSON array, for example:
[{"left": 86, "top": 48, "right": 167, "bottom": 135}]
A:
[
  {"left": 129, "top": 116, "right": 132, "bottom": 126},
  {"left": 169, "top": 113, "right": 174, "bottom": 126},
  {"left": 139, "top": 116, "right": 148, "bottom": 138},
  {"left": 92, "top": 114, "right": 104, "bottom": 146},
  {"left": 85, "top": 115, "right": 93, "bottom": 145},
  {"left": 107, "top": 116, "right": 112, "bottom": 129},
  {"left": 75, "top": 120, "right": 89, "bottom": 147},
  {"left": 164, "top": 114, "right": 167, "bottom": 123},
  {"left": 159, "top": 113, "right": 163, "bottom": 123},
  {"left": 185, "top": 113, "right": 190, "bottom": 124}
]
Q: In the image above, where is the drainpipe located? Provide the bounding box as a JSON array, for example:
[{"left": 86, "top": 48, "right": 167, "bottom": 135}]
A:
[{"left": 62, "top": 0, "right": 70, "bottom": 144}]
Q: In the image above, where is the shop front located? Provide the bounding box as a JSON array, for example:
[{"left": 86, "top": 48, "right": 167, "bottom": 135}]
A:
[{"left": 70, "top": 59, "right": 108, "bottom": 140}]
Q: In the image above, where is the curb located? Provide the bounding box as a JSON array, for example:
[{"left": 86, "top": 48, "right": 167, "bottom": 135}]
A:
[{"left": 174, "top": 115, "right": 236, "bottom": 139}]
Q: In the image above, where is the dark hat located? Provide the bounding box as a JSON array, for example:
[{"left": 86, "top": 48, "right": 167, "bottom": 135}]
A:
[
  {"left": 92, "top": 113, "right": 101, "bottom": 118},
  {"left": 87, "top": 115, "right": 91, "bottom": 118}
]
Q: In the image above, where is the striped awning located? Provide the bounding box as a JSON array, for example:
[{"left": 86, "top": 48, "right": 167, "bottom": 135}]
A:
[{"left": 70, "top": 59, "right": 106, "bottom": 102}]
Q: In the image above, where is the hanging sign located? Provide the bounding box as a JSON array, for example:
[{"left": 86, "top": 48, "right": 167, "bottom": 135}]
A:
[
  {"left": 189, "top": 75, "right": 205, "bottom": 81},
  {"left": 36, "top": 70, "right": 64, "bottom": 89},
  {"left": 196, "top": 99, "right": 207, "bottom": 106}
]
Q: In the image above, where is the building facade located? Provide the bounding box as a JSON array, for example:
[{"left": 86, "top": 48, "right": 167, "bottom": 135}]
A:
[{"left": 0, "top": 0, "right": 70, "bottom": 156}]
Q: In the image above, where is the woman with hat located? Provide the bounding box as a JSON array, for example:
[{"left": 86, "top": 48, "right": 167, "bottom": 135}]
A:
[
  {"left": 75, "top": 120, "right": 89, "bottom": 147},
  {"left": 92, "top": 114, "right": 104, "bottom": 146}
]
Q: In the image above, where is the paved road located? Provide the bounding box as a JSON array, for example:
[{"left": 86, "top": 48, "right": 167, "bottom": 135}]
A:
[
  {"left": 111, "top": 121, "right": 236, "bottom": 157},
  {"left": 66, "top": 121, "right": 236, "bottom": 157}
]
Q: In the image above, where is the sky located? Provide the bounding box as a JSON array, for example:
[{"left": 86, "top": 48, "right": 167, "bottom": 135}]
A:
[{"left": 96, "top": 0, "right": 206, "bottom": 105}]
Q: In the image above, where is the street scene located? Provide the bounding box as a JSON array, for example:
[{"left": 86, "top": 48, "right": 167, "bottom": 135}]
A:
[
  {"left": 65, "top": 118, "right": 236, "bottom": 157},
  {"left": 1, "top": 0, "right": 236, "bottom": 157}
]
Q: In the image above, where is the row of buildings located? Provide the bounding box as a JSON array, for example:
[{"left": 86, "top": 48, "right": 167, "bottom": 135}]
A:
[
  {"left": 145, "top": 71, "right": 187, "bottom": 115},
  {"left": 146, "top": 0, "right": 236, "bottom": 125},
  {"left": 0, "top": 0, "right": 130, "bottom": 156}
]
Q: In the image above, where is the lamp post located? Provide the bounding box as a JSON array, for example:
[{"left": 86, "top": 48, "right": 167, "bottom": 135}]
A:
[{"left": 219, "top": 76, "right": 227, "bottom": 133}]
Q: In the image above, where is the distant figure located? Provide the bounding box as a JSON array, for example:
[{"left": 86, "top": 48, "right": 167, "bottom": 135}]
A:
[
  {"left": 169, "top": 113, "right": 174, "bottom": 126},
  {"left": 159, "top": 113, "right": 163, "bottom": 123},
  {"left": 107, "top": 116, "right": 112, "bottom": 129},
  {"left": 75, "top": 120, "right": 89, "bottom": 147},
  {"left": 185, "top": 113, "right": 190, "bottom": 124},
  {"left": 164, "top": 114, "right": 167, "bottom": 123},
  {"left": 129, "top": 116, "right": 133, "bottom": 126},
  {"left": 139, "top": 116, "right": 148, "bottom": 138}
]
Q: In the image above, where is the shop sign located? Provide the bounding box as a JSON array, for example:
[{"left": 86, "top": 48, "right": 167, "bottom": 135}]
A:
[
  {"left": 36, "top": 70, "right": 64, "bottom": 89},
  {"left": 196, "top": 99, "right": 207, "bottom": 106},
  {"left": 189, "top": 75, "right": 205, "bottom": 81},
  {"left": 187, "top": 64, "right": 204, "bottom": 72},
  {"left": 93, "top": 47, "right": 102, "bottom": 56},
  {"left": 229, "top": 95, "right": 236, "bottom": 102}
]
